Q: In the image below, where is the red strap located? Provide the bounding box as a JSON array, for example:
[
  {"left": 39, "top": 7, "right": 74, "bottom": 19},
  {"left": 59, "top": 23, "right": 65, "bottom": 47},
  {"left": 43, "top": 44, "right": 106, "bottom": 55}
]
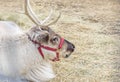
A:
[
  {"left": 40, "top": 45, "right": 57, "bottom": 51},
  {"left": 38, "top": 47, "right": 44, "bottom": 59},
  {"left": 58, "top": 38, "right": 64, "bottom": 49},
  {"left": 36, "top": 38, "right": 64, "bottom": 61},
  {"left": 28, "top": 33, "right": 65, "bottom": 61},
  {"left": 51, "top": 52, "right": 59, "bottom": 61}
]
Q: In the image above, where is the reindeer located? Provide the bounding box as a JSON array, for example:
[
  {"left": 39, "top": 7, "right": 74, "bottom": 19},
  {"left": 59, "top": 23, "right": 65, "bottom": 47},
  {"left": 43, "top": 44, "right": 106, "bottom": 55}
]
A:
[{"left": 0, "top": 0, "right": 75, "bottom": 82}]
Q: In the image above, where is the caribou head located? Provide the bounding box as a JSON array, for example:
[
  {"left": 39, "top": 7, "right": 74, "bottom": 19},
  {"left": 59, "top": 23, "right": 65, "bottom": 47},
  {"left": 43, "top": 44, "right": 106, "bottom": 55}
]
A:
[{"left": 25, "top": 0, "right": 75, "bottom": 61}]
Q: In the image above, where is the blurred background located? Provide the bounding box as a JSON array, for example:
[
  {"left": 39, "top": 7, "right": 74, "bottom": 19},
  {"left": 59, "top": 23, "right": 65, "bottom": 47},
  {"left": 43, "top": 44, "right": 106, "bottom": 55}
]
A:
[{"left": 0, "top": 0, "right": 120, "bottom": 82}]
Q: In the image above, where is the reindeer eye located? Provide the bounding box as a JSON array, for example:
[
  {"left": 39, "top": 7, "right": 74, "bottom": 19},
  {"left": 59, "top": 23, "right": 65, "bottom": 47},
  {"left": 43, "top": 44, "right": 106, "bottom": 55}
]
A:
[
  {"left": 51, "top": 36, "right": 59, "bottom": 44},
  {"left": 53, "top": 37, "right": 58, "bottom": 42},
  {"left": 51, "top": 36, "right": 60, "bottom": 44}
]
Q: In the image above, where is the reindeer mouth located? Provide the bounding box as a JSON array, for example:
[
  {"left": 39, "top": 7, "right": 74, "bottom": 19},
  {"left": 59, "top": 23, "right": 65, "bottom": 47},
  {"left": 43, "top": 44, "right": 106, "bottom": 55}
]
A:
[
  {"left": 63, "top": 51, "right": 73, "bottom": 58},
  {"left": 65, "top": 54, "right": 70, "bottom": 58}
]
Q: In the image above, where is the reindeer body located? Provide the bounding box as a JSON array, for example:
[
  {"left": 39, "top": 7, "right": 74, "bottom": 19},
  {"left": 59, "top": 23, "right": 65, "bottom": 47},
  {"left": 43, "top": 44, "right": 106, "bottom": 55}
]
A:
[
  {"left": 0, "top": 21, "right": 22, "bottom": 36},
  {"left": 0, "top": 0, "right": 75, "bottom": 82},
  {"left": 0, "top": 21, "right": 55, "bottom": 82}
]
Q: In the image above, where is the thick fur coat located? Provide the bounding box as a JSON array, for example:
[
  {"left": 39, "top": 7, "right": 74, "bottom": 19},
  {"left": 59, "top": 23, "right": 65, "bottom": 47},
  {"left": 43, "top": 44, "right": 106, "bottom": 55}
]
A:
[{"left": 0, "top": 21, "right": 55, "bottom": 82}]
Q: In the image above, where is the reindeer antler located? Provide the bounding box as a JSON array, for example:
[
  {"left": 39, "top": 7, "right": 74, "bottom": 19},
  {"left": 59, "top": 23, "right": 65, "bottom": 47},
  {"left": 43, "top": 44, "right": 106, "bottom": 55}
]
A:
[
  {"left": 25, "top": 0, "right": 41, "bottom": 25},
  {"left": 25, "top": 0, "right": 61, "bottom": 26}
]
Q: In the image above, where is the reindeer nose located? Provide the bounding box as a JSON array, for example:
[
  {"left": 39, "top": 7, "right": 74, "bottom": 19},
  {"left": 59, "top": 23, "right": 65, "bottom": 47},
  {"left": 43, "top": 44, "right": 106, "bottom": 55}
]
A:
[
  {"left": 68, "top": 43, "right": 75, "bottom": 52},
  {"left": 65, "top": 40, "right": 75, "bottom": 52}
]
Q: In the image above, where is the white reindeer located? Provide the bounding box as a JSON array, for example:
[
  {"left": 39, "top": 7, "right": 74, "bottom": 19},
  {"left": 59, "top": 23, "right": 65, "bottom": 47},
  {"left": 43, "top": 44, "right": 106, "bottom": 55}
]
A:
[{"left": 0, "top": 0, "right": 75, "bottom": 82}]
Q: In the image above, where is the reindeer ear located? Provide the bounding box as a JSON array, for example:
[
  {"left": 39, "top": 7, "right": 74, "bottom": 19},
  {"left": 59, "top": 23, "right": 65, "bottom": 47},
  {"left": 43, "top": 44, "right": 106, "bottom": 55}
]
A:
[
  {"left": 37, "top": 31, "right": 49, "bottom": 43},
  {"left": 28, "top": 27, "right": 49, "bottom": 43}
]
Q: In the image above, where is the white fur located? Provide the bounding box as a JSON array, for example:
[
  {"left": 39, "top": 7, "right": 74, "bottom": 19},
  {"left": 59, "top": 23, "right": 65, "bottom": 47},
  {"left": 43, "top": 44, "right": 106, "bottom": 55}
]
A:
[{"left": 0, "top": 21, "right": 55, "bottom": 82}]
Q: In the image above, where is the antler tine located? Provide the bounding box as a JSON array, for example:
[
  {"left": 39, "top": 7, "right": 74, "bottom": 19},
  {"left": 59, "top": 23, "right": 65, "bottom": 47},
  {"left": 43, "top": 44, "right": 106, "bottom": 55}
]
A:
[
  {"left": 25, "top": 0, "right": 41, "bottom": 25},
  {"left": 25, "top": 0, "right": 54, "bottom": 26},
  {"left": 46, "top": 12, "right": 61, "bottom": 26},
  {"left": 41, "top": 9, "right": 53, "bottom": 25}
]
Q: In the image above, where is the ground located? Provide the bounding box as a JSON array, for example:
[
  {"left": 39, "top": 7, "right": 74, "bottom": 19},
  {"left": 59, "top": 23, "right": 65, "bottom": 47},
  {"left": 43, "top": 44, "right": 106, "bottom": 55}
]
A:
[{"left": 0, "top": 0, "right": 120, "bottom": 82}]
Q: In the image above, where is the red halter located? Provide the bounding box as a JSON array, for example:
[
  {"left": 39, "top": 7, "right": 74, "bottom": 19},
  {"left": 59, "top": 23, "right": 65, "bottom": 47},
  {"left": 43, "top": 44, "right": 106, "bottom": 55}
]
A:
[{"left": 30, "top": 37, "right": 64, "bottom": 61}]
